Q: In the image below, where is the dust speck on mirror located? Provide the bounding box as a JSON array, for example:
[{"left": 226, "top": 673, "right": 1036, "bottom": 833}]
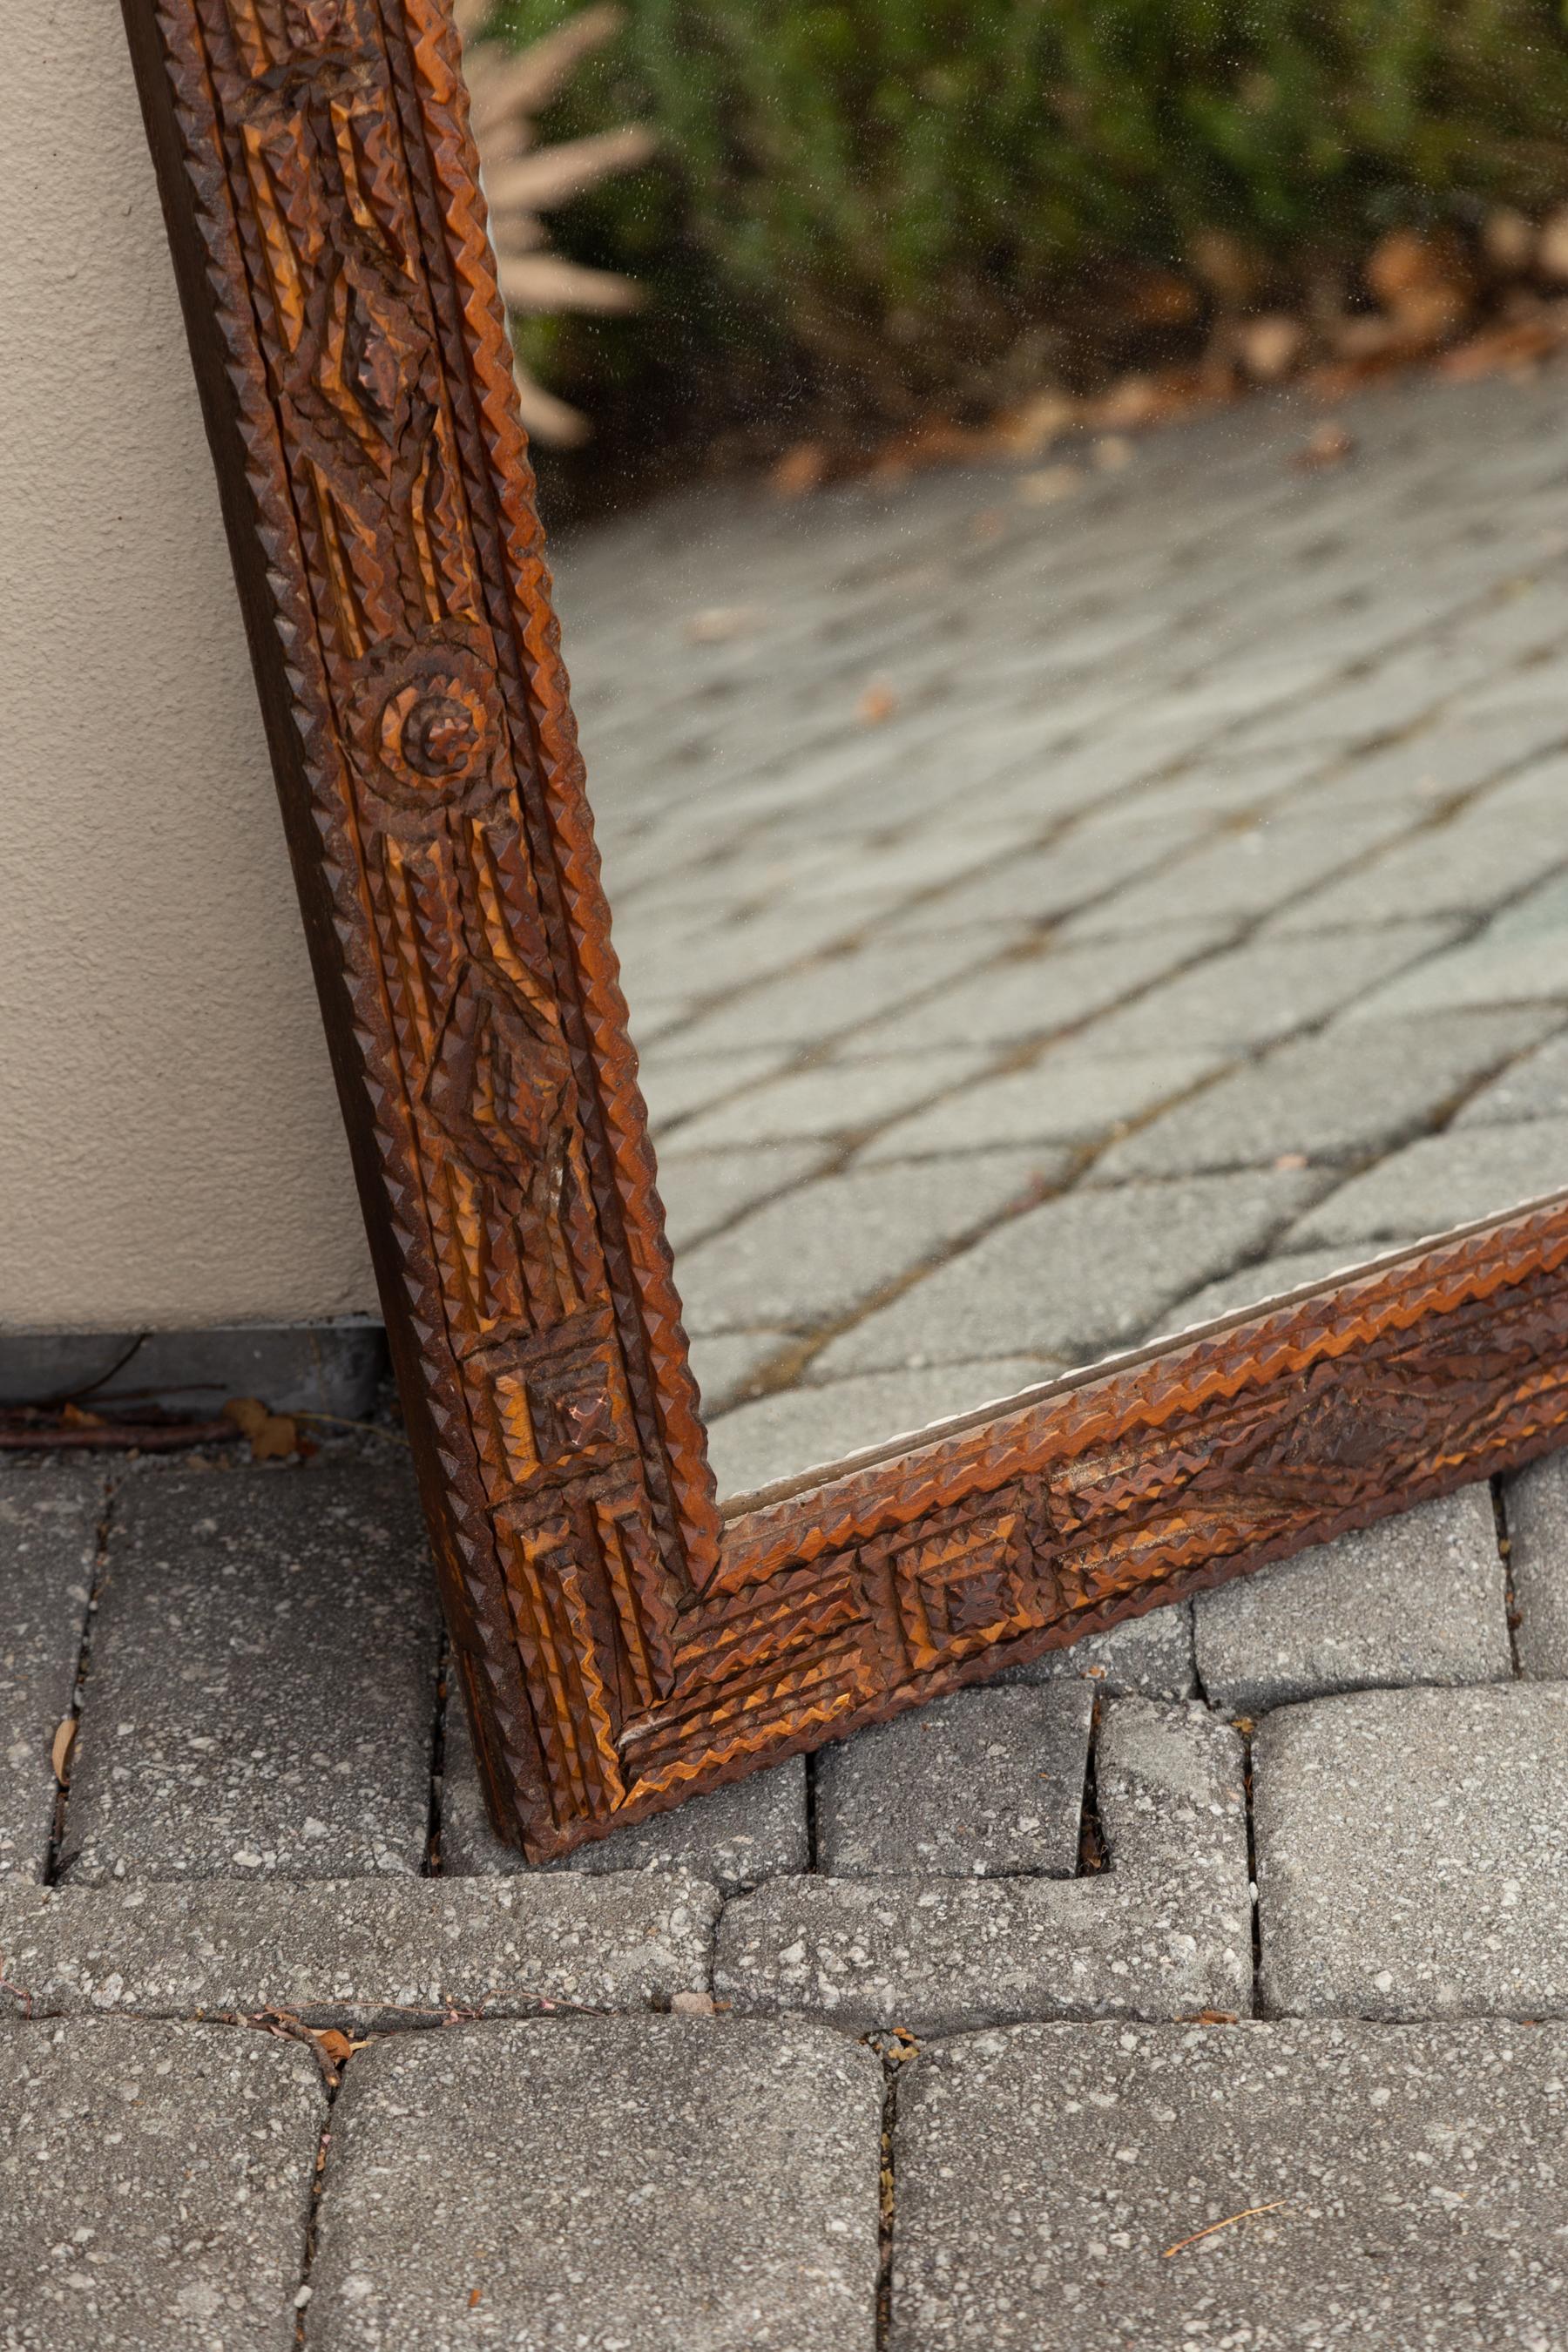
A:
[{"left": 517, "top": 11, "right": 1568, "bottom": 1497}]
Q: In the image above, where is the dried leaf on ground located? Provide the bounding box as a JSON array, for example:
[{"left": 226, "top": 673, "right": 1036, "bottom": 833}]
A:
[
  {"left": 51, "top": 1717, "right": 76, "bottom": 1787},
  {"left": 222, "top": 1396, "right": 299, "bottom": 1461}
]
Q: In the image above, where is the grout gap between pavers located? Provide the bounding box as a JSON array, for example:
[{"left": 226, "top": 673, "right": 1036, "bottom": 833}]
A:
[
  {"left": 43, "top": 1466, "right": 117, "bottom": 1888},
  {"left": 423, "top": 1628, "right": 449, "bottom": 1876},
  {"left": 1492, "top": 1472, "right": 1523, "bottom": 1678}
]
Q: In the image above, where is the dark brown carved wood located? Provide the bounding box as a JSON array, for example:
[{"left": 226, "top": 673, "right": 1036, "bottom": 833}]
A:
[{"left": 121, "top": 0, "right": 1568, "bottom": 1862}]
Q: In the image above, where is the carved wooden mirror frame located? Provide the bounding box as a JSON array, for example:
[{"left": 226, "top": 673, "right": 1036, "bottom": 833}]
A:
[{"left": 121, "top": 0, "right": 1568, "bottom": 1862}]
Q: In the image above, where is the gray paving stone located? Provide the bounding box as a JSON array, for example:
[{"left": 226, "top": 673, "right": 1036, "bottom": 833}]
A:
[
  {"left": 1453, "top": 1024, "right": 1568, "bottom": 1125},
  {"left": 0, "top": 1871, "right": 716, "bottom": 2027},
  {"left": 710, "top": 1358, "right": 1059, "bottom": 1498},
  {"left": 677, "top": 1150, "right": 1061, "bottom": 1336},
  {"left": 812, "top": 1167, "right": 1324, "bottom": 1377},
  {"left": 1195, "top": 1486, "right": 1511, "bottom": 1715},
  {"left": 1061, "top": 808, "right": 1409, "bottom": 938},
  {"left": 1150, "top": 1244, "right": 1384, "bottom": 1335},
  {"left": 859, "top": 925, "right": 1229, "bottom": 1053},
  {"left": 672, "top": 1050, "right": 990, "bottom": 1149},
  {"left": 59, "top": 1463, "right": 440, "bottom": 1885},
  {"left": 997, "top": 1598, "right": 1197, "bottom": 1700},
  {"left": 893, "top": 2018, "right": 1568, "bottom": 2352},
  {"left": 0, "top": 1466, "right": 100, "bottom": 1883},
  {"left": 716, "top": 1698, "right": 1249, "bottom": 2033},
  {"left": 1095, "top": 1008, "right": 1555, "bottom": 1179},
  {"left": 1255, "top": 1685, "right": 1568, "bottom": 2018},
  {"left": 858, "top": 1045, "right": 1227, "bottom": 1164},
  {"left": 1502, "top": 1449, "right": 1568, "bottom": 1678},
  {"left": 815, "top": 1684, "right": 1092, "bottom": 1879},
  {"left": 308, "top": 2018, "right": 882, "bottom": 2352},
  {"left": 0, "top": 2018, "right": 321, "bottom": 2352},
  {"left": 659, "top": 1142, "right": 834, "bottom": 1252},
  {"left": 1075, "top": 923, "right": 1461, "bottom": 1055},
  {"left": 440, "top": 1699, "right": 808, "bottom": 1888},
  {"left": 1285, "top": 1115, "right": 1568, "bottom": 1250}
]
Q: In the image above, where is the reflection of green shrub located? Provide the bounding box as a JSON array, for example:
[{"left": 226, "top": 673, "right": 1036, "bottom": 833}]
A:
[{"left": 492, "top": 0, "right": 1568, "bottom": 457}]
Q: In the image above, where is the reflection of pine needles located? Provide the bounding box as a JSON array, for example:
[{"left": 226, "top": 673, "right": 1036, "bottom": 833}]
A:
[{"left": 454, "top": 0, "right": 653, "bottom": 445}]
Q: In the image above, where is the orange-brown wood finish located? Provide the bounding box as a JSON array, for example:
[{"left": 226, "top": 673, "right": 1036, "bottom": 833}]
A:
[{"left": 121, "top": 0, "right": 1568, "bottom": 1862}]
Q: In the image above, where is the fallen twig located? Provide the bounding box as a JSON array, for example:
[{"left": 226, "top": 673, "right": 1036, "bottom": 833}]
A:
[
  {"left": 1163, "top": 2200, "right": 1288, "bottom": 2259},
  {"left": 0, "top": 1416, "right": 243, "bottom": 1452}
]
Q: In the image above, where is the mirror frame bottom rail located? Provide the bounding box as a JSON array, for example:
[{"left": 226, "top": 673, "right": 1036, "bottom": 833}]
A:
[{"left": 124, "top": 0, "right": 1568, "bottom": 1862}]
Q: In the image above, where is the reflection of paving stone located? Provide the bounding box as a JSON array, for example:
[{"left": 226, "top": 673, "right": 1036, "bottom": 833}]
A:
[
  {"left": 1096, "top": 1009, "right": 1553, "bottom": 1179},
  {"left": 1453, "top": 1025, "right": 1568, "bottom": 1125},
  {"left": 0, "top": 2018, "right": 321, "bottom": 2352},
  {"left": 858, "top": 1045, "right": 1225, "bottom": 1164},
  {"left": 1285, "top": 1116, "right": 1568, "bottom": 1249},
  {"left": 709, "top": 1357, "right": 1058, "bottom": 1497},
  {"left": 893, "top": 2019, "right": 1568, "bottom": 2352},
  {"left": 687, "top": 1328, "right": 793, "bottom": 1415},
  {"left": 1073, "top": 924, "right": 1458, "bottom": 1056},
  {"left": 1503, "top": 1450, "right": 1568, "bottom": 1678},
  {"left": 1270, "top": 813, "right": 1568, "bottom": 932},
  {"left": 0, "top": 1466, "right": 99, "bottom": 1882},
  {"left": 997, "top": 1600, "right": 1196, "bottom": 1700},
  {"left": 1061, "top": 808, "right": 1409, "bottom": 938},
  {"left": 659, "top": 1142, "right": 833, "bottom": 1252},
  {"left": 815, "top": 1685, "right": 1092, "bottom": 1879},
  {"left": 1255, "top": 1686, "right": 1568, "bottom": 2017},
  {"left": 716, "top": 1700, "right": 1248, "bottom": 2033},
  {"left": 1148, "top": 1246, "right": 1373, "bottom": 1337},
  {"left": 0, "top": 1872, "right": 716, "bottom": 2028},
  {"left": 440, "top": 1700, "right": 807, "bottom": 1889},
  {"left": 880, "top": 815, "right": 1205, "bottom": 932},
  {"left": 309, "top": 2018, "right": 882, "bottom": 2352},
  {"left": 812, "top": 1166, "right": 1323, "bottom": 1376},
  {"left": 672, "top": 1050, "right": 989, "bottom": 1149},
  {"left": 60, "top": 1464, "right": 440, "bottom": 1885},
  {"left": 1343, "top": 925, "right": 1568, "bottom": 1021},
  {"left": 858, "top": 926, "right": 1228, "bottom": 1053},
  {"left": 637, "top": 1047, "right": 793, "bottom": 1138},
  {"left": 677, "top": 1150, "right": 1058, "bottom": 1335},
  {"left": 661, "top": 935, "right": 991, "bottom": 1056},
  {"left": 1196, "top": 1486, "right": 1510, "bottom": 1715}
]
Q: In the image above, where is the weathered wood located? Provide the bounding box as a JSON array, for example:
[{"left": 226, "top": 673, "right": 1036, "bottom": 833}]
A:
[{"left": 120, "top": 0, "right": 1568, "bottom": 1861}]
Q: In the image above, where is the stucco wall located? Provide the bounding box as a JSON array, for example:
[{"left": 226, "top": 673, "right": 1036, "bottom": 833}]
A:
[{"left": 0, "top": 1, "right": 377, "bottom": 1331}]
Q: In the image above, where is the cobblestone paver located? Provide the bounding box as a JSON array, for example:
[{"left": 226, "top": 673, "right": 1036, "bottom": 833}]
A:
[
  {"left": 714, "top": 1698, "right": 1250, "bottom": 2032},
  {"left": 59, "top": 1463, "right": 441, "bottom": 1884},
  {"left": 1256, "top": 1684, "right": 1568, "bottom": 2017},
  {"left": 0, "top": 2018, "right": 321, "bottom": 2351},
  {"left": 893, "top": 2020, "right": 1568, "bottom": 2349},
  {"left": 10, "top": 362, "right": 1568, "bottom": 2342},
  {"left": 1195, "top": 1483, "right": 1511, "bottom": 1714},
  {"left": 308, "top": 2019, "right": 882, "bottom": 2352},
  {"left": 814, "top": 1684, "right": 1093, "bottom": 1879}
]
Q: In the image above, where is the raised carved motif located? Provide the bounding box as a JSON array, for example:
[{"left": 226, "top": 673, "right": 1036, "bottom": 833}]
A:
[{"left": 123, "top": 0, "right": 1568, "bottom": 1862}]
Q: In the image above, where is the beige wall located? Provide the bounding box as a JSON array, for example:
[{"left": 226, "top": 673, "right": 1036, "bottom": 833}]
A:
[{"left": 0, "top": 1, "right": 377, "bottom": 1331}]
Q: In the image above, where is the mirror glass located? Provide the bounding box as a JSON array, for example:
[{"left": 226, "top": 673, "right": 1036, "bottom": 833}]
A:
[{"left": 511, "top": 15, "right": 1568, "bottom": 1504}]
